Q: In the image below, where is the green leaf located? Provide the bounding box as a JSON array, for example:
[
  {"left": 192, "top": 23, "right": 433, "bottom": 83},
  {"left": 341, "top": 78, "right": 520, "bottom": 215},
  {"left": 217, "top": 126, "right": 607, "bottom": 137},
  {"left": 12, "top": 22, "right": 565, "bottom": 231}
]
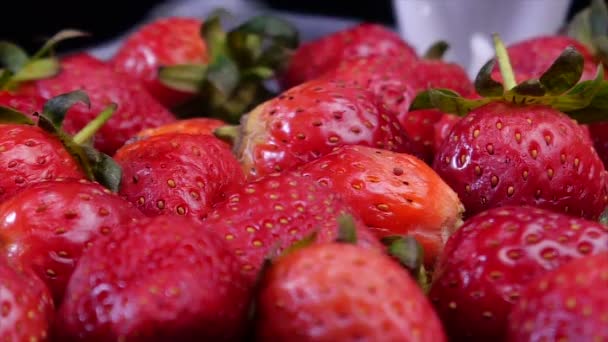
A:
[
  {"left": 202, "top": 12, "right": 229, "bottom": 61},
  {"left": 12, "top": 58, "right": 60, "bottom": 82},
  {"left": 281, "top": 231, "right": 318, "bottom": 256},
  {"left": 428, "top": 89, "right": 490, "bottom": 116},
  {"left": 0, "top": 42, "right": 29, "bottom": 73},
  {"left": 82, "top": 146, "right": 122, "bottom": 192},
  {"left": 509, "top": 79, "right": 547, "bottom": 97},
  {"left": 568, "top": 7, "right": 594, "bottom": 50},
  {"left": 589, "top": 0, "right": 608, "bottom": 39},
  {"left": 206, "top": 55, "right": 240, "bottom": 96},
  {"left": 539, "top": 46, "right": 584, "bottom": 95},
  {"left": 241, "top": 66, "right": 274, "bottom": 80},
  {"left": 0, "top": 105, "right": 35, "bottom": 125},
  {"left": 336, "top": 214, "right": 358, "bottom": 244},
  {"left": 226, "top": 30, "right": 263, "bottom": 67},
  {"left": 567, "top": 79, "right": 608, "bottom": 123},
  {"left": 233, "top": 15, "right": 299, "bottom": 49},
  {"left": 382, "top": 235, "right": 430, "bottom": 291},
  {"left": 409, "top": 91, "right": 435, "bottom": 111},
  {"left": 42, "top": 90, "right": 90, "bottom": 128},
  {"left": 423, "top": 40, "right": 449, "bottom": 60},
  {"left": 158, "top": 64, "right": 208, "bottom": 93},
  {"left": 474, "top": 59, "right": 504, "bottom": 97},
  {"left": 31, "top": 29, "right": 88, "bottom": 60}
]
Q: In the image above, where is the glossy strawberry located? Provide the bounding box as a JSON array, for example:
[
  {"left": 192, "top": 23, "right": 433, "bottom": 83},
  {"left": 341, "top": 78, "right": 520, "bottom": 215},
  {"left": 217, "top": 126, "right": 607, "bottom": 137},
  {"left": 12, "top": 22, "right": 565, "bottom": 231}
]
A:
[
  {"left": 111, "top": 17, "right": 208, "bottom": 107},
  {"left": 508, "top": 252, "right": 608, "bottom": 342},
  {"left": 135, "top": 118, "right": 225, "bottom": 140},
  {"left": 429, "top": 206, "right": 608, "bottom": 341},
  {"left": 234, "top": 78, "right": 411, "bottom": 180},
  {"left": 256, "top": 242, "right": 446, "bottom": 341},
  {"left": 299, "top": 145, "right": 463, "bottom": 266},
  {"left": 433, "top": 102, "right": 608, "bottom": 219},
  {"left": 0, "top": 124, "right": 84, "bottom": 202},
  {"left": 115, "top": 133, "right": 244, "bottom": 219},
  {"left": 204, "top": 171, "right": 382, "bottom": 283},
  {"left": 56, "top": 215, "right": 250, "bottom": 341},
  {"left": 31, "top": 53, "right": 176, "bottom": 155},
  {"left": 281, "top": 23, "right": 418, "bottom": 89},
  {"left": 433, "top": 112, "right": 460, "bottom": 152},
  {"left": 0, "top": 91, "right": 46, "bottom": 115},
  {"left": 400, "top": 109, "right": 447, "bottom": 163},
  {"left": 0, "top": 179, "right": 144, "bottom": 303},
  {"left": 0, "top": 257, "right": 54, "bottom": 342}
]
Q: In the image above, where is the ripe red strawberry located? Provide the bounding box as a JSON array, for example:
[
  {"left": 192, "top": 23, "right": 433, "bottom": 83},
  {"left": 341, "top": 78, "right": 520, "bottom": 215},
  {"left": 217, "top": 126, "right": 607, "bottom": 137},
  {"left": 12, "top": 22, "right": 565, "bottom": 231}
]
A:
[
  {"left": 0, "top": 179, "right": 144, "bottom": 303},
  {"left": 204, "top": 171, "right": 382, "bottom": 283},
  {"left": 298, "top": 145, "right": 464, "bottom": 266},
  {"left": 31, "top": 53, "right": 176, "bottom": 155},
  {"left": 0, "top": 123, "right": 84, "bottom": 202},
  {"left": 433, "top": 101, "right": 608, "bottom": 219},
  {"left": 281, "top": 23, "right": 418, "bottom": 89},
  {"left": 0, "top": 258, "right": 54, "bottom": 342},
  {"left": 111, "top": 17, "right": 208, "bottom": 108},
  {"left": 508, "top": 252, "right": 608, "bottom": 342},
  {"left": 256, "top": 242, "right": 446, "bottom": 341},
  {"left": 429, "top": 206, "right": 608, "bottom": 341},
  {"left": 233, "top": 78, "right": 412, "bottom": 180},
  {"left": 400, "top": 109, "right": 447, "bottom": 163},
  {"left": 433, "top": 112, "right": 460, "bottom": 152},
  {"left": 0, "top": 90, "right": 46, "bottom": 115},
  {"left": 56, "top": 215, "right": 250, "bottom": 341},
  {"left": 114, "top": 133, "right": 244, "bottom": 219},
  {"left": 135, "top": 118, "right": 226, "bottom": 140}
]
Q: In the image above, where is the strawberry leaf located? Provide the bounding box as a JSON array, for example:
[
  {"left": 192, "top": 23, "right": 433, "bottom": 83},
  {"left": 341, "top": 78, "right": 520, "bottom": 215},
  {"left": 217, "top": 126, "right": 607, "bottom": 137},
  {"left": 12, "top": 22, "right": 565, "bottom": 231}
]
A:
[
  {"left": 0, "top": 105, "right": 35, "bottom": 125},
  {"left": 382, "top": 235, "right": 429, "bottom": 292},
  {"left": 509, "top": 80, "right": 546, "bottom": 97},
  {"left": 232, "top": 15, "right": 299, "bottom": 50},
  {"left": 11, "top": 58, "right": 60, "bottom": 83},
  {"left": 423, "top": 40, "right": 449, "bottom": 60},
  {"left": 281, "top": 231, "right": 318, "bottom": 256},
  {"left": 538, "top": 46, "right": 584, "bottom": 95},
  {"left": 0, "top": 42, "right": 29, "bottom": 73},
  {"left": 474, "top": 59, "right": 504, "bottom": 97},
  {"left": 81, "top": 146, "right": 122, "bottom": 192},
  {"left": 206, "top": 55, "right": 240, "bottom": 96},
  {"left": 158, "top": 64, "right": 208, "bottom": 93},
  {"left": 30, "top": 29, "right": 88, "bottom": 60},
  {"left": 336, "top": 214, "right": 358, "bottom": 244},
  {"left": 42, "top": 90, "right": 90, "bottom": 127}
]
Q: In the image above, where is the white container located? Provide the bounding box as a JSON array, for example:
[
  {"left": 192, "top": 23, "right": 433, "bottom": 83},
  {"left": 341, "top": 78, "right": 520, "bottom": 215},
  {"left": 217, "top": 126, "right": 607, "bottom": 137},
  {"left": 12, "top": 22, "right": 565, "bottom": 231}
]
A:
[{"left": 393, "top": 0, "right": 571, "bottom": 76}]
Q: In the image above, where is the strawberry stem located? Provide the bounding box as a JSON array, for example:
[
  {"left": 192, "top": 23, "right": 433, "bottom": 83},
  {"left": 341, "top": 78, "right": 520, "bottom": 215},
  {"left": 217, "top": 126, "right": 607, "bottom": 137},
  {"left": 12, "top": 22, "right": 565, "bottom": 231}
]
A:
[
  {"left": 492, "top": 33, "right": 517, "bottom": 90},
  {"left": 72, "top": 103, "right": 116, "bottom": 145},
  {"left": 214, "top": 124, "right": 239, "bottom": 144}
]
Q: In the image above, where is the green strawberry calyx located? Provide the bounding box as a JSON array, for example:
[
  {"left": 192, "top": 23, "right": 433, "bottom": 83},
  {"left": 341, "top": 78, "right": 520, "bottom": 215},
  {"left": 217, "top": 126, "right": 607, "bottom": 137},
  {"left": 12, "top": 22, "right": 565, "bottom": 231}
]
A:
[
  {"left": 0, "top": 90, "right": 122, "bottom": 192},
  {"left": 159, "top": 9, "right": 299, "bottom": 123},
  {"left": 381, "top": 235, "right": 429, "bottom": 292},
  {"left": 423, "top": 40, "right": 450, "bottom": 60},
  {"left": 567, "top": 0, "right": 608, "bottom": 65},
  {"left": 410, "top": 33, "right": 608, "bottom": 124},
  {"left": 0, "top": 30, "right": 88, "bottom": 91}
]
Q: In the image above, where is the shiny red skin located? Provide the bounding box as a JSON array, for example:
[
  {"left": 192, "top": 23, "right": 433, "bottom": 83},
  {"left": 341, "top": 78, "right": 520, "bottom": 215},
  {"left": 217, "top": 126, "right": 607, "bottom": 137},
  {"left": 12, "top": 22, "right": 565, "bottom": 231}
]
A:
[
  {"left": 281, "top": 23, "right": 418, "bottom": 89},
  {"left": 111, "top": 17, "right": 208, "bottom": 107},
  {"left": 433, "top": 102, "right": 608, "bottom": 219},
  {"left": 0, "top": 90, "right": 46, "bottom": 115},
  {"left": 433, "top": 113, "right": 460, "bottom": 152},
  {"left": 298, "top": 145, "right": 464, "bottom": 266},
  {"left": 400, "top": 109, "right": 446, "bottom": 163},
  {"left": 0, "top": 124, "right": 84, "bottom": 202},
  {"left": 235, "top": 78, "right": 412, "bottom": 180},
  {"left": 204, "top": 171, "right": 382, "bottom": 284},
  {"left": 56, "top": 216, "right": 250, "bottom": 341},
  {"left": 256, "top": 243, "right": 446, "bottom": 342},
  {"left": 32, "top": 53, "right": 176, "bottom": 155},
  {"left": 0, "top": 258, "right": 54, "bottom": 341},
  {"left": 135, "top": 118, "right": 225, "bottom": 139},
  {"left": 492, "top": 36, "right": 600, "bottom": 83},
  {"left": 587, "top": 122, "right": 608, "bottom": 169},
  {"left": 115, "top": 133, "right": 244, "bottom": 219},
  {"left": 508, "top": 252, "right": 608, "bottom": 342},
  {"left": 0, "top": 180, "right": 143, "bottom": 303},
  {"left": 429, "top": 206, "right": 608, "bottom": 341}
]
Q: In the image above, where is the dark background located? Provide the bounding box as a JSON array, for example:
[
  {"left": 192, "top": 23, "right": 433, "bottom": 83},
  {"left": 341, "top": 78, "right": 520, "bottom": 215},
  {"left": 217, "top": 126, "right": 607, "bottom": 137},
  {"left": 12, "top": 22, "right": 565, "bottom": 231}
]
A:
[{"left": 0, "top": 0, "right": 593, "bottom": 53}]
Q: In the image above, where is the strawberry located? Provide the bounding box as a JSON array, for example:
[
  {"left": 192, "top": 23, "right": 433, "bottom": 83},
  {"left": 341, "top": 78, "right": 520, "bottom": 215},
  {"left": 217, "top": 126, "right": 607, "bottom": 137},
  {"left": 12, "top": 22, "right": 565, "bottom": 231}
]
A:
[
  {"left": 135, "top": 118, "right": 226, "bottom": 140},
  {"left": 111, "top": 17, "right": 208, "bottom": 108},
  {"left": 507, "top": 252, "right": 608, "bottom": 342},
  {"left": 433, "top": 112, "right": 460, "bottom": 152},
  {"left": 31, "top": 53, "right": 176, "bottom": 155},
  {"left": 429, "top": 206, "right": 608, "bottom": 341},
  {"left": 413, "top": 35, "right": 608, "bottom": 219},
  {"left": 0, "top": 258, "right": 54, "bottom": 342},
  {"left": 0, "top": 91, "right": 121, "bottom": 201},
  {"left": 114, "top": 133, "right": 244, "bottom": 219},
  {"left": 281, "top": 23, "right": 418, "bottom": 89},
  {"left": 400, "top": 109, "right": 447, "bottom": 163},
  {"left": 56, "top": 215, "right": 250, "bottom": 341},
  {"left": 231, "top": 78, "right": 412, "bottom": 180},
  {"left": 0, "top": 179, "right": 144, "bottom": 304},
  {"left": 204, "top": 171, "right": 382, "bottom": 283},
  {"left": 298, "top": 145, "right": 464, "bottom": 266},
  {"left": 255, "top": 241, "right": 446, "bottom": 341}
]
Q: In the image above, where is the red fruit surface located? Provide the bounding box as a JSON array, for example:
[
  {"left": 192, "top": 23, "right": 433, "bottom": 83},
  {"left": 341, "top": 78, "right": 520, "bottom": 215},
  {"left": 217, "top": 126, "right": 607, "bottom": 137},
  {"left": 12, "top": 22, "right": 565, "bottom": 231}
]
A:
[
  {"left": 32, "top": 53, "right": 176, "bottom": 155},
  {"left": 0, "top": 124, "right": 84, "bottom": 202},
  {"left": 508, "top": 252, "right": 608, "bottom": 342},
  {"left": 0, "top": 90, "right": 46, "bottom": 115},
  {"left": 234, "top": 78, "right": 412, "bottom": 180},
  {"left": 412, "top": 59, "right": 475, "bottom": 96},
  {"left": 281, "top": 23, "right": 418, "bottom": 89},
  {"left": 299, "top": 145, "right": 463, "bottom": 266},
  {"left": 204, "top": 171, "right": 382, "bottom": 283},
  {"left": 56, "top": 216, "right": 250, "bottom": 341},
  {"left": 429, "top": 206, "right": 608, "bottom": 341},
  {"left": 111, "top": 17, "right": 208, "bottom": 107},
  {"left": 433, "top": 101, "right": 608, "bottom": 219},
  {"left": 0, "top": 258, "right": 54, "bottom": 342},
  {"left": 256, "top": 242, "right": 446, "bottom": 342},
  {"left": 0, "top": 179, "right": 143, "bottom": 303},
  {"left": 135, "top": 118, "right": 225, "bottom": 139},
  {"left": 115, "top": 133, "right": 244, "bottom": 219},
  {"left": 433, "top": 113, "right": 460, "bottom": 152},
  {"left": 400, "top": 109, "right": 446, "bottom": 163}
]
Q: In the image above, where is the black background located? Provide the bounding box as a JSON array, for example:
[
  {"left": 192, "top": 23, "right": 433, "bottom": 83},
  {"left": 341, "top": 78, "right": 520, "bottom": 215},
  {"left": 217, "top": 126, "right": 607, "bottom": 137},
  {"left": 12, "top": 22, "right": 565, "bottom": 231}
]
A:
[{"left": 0, "top": 0, "right": 593, "bottom": 53}]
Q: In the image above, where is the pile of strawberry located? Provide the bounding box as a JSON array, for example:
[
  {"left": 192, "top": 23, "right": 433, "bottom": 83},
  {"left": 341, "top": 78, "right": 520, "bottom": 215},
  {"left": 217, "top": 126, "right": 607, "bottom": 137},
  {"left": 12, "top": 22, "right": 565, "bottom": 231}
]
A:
[{"left": 1, "top": 2, "right": 608, "bottom": 342}]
